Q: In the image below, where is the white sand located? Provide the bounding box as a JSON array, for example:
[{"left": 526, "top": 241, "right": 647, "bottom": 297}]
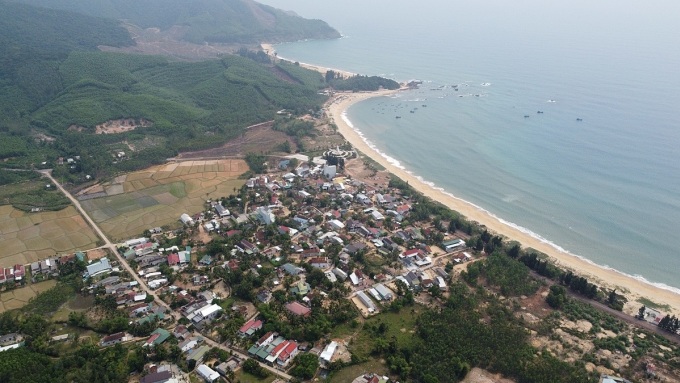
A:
[
  {"left": 261, "top": 43, "right": 355, "bottom": 79},
  {"left": 326, "top": 90, "right": 680, "bottom": 316}
]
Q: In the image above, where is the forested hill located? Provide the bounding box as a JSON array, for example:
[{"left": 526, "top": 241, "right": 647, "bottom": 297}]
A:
[
  {"left": 0, "top": 1, "right": 133, "bottom": 127},
  {"left": 0, "top": 0, "right": 330, "bottom": 181},
  {"left": 11, "top": 0, "right": 341, "bottom": 43}
]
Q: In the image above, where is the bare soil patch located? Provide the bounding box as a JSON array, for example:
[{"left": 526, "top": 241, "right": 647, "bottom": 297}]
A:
[
  {"left": 175, "top": 121, "right": 288, "bottom": 159},
  {"left": 95, "top": 118, "right": 152, "bottom": 134}
]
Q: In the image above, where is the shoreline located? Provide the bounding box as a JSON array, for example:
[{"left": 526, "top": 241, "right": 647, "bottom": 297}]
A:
[
  {"left": 325, "top": 90, "right": 680, "bottom": 316},
  {"left": 261, "top": 43, "right": 356, "bottom": 79}
]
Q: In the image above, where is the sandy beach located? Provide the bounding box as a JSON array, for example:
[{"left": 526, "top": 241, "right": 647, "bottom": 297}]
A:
[
  {"left": 261, "top": 43, "right": 356, "bottom": 79},
  {"left": 325, "top": 90, "right": 680, "bottom": 316}
]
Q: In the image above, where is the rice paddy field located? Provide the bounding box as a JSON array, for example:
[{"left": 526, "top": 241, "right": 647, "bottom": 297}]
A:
[
  {"left": 0, "top": 205, "right": 100, "bottom": 267},
  {"left": 0, "top": 279, "right": 57, "bottom": 313},
  {"left": 80, "top": 160, "right": 248, "bottom": 241}
]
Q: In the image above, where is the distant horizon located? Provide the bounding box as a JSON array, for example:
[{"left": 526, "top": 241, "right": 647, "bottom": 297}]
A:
[{"left": 261, "top": 0, "right": 680, "bottom": 291}]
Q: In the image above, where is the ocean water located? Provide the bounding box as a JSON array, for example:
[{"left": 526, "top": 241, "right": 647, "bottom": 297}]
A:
[{"left": 261, "top": 0, "right": 680, "bottom": 291}]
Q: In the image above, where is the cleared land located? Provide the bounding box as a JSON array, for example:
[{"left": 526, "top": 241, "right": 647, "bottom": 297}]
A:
[
  {"left": 80, "top": 160, "right": 247, "bottom": 241},
  {"left": 0, "top": 279, "right": 57, "bottom": 313},
  {"left": 0, "top": 205, "right": 99, "bottom": 267}
]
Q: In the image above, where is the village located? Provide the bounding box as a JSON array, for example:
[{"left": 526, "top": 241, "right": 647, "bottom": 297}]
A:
[
  {"left": 1, "top": 149, "right": 678, "bottom": 383},
  {"left": 0, "top": 149, "right": 479, "bottom": 383}
]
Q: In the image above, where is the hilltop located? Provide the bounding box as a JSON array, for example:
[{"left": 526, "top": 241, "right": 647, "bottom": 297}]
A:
[{"left": 11, "top": 0, "right": 340, "bottom": 44}]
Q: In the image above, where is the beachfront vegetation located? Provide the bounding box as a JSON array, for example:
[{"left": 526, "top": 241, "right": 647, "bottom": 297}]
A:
[{"left": 326, "top": 72, "right": 401, "bottom": 91}]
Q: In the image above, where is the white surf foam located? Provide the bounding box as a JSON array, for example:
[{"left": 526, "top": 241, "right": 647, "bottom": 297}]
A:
[{"left": 341, "top": 105, "right": 680, "bottom": 296}]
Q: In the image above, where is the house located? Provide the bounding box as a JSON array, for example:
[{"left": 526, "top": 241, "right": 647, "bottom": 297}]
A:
[
  {"left": 239, "top": 319, "right": 263, "bottom": 337},
  {"left": 285, "top": 301, "right": 312, "bottom": 317},
  {"left": 173, "top": 325, "right": 190, "bottom": 340},
  {"left": 323, "top": 164, "right": 337, "bottom": 179},
  {"left": 86, "top": 258, "right": 112, "bottom": 278},
  {"left": 356, "top": 291, "right": 377, "bottom": 312},
  {"left": 179, "top": 338, "right": 199, "bottom": 353},
  {"left": 290, "top": 281, "right": 311, "bottom": 296},
  {"left": 325, "top": 270, "right": 338, "bottom": 283},
  {"left": 319, "top": 341, "right": 338, "bottom": 365},
  {"left": 332, "top": 268, "right": 348, "bottom": 281},
  {"left": 196, "top": 364, "right": 220, "bottom": 382},
  {"left": 356, "top": 193, "right": 371, "bottom": 204},
  {"left": 345, "top": 242, "right": 366, "bottom": 254},
  {"left": 281, "top": 263, "right": 304, "bottom": 276},
  {"left": 256, "top": 289, "right": 272, "bottom": 303},
  {"left": 180, "top": 213, "right": 194, "bottom": 225},
  {"left": 309, "top": 257, "right": 331, "bottom": 269},
  {"left": 144, "top": 328, "right": 171, "bottom": 347},
  {"left": 187, "top": 345, "right": 210, "bottom": 364},
  {"left": 256, "top": 332, "right": 275, "bottom": 347},
  {"left": 327, "top": 219, "right": 345, "bottom": 231},
  {"left": 140, "top": 371, "right": 172, "bottom": 383},
  {"left": 192, "top": 304, "right": 222, "bottom": 323},
  {"left": 277, "top": 341, "right": 299, "bottom": 366},
  {"left": 214, "top": 203, "right": 230, "bottom": 218},
  {"left": 100, "top": 332, "right": 128, "bottom": 347},
  {"left": 374, "top": 283, "right": 394, "bottom": 300},
  {"left": 256, "top": 206, "right": 276, "bottom": 225},
  {"left": 442, "top": 238, "right": 466, "bottom": 252}
]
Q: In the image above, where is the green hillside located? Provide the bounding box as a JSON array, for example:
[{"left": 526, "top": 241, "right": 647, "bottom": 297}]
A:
[
  {"left": 0, "top": 1, "right": 330, "bottom": 182},
  {"left": 11, "top": 0, "right": 341, "bottom": 43}
]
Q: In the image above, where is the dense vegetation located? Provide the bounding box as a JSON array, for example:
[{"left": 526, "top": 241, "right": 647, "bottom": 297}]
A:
[
  {"left": 0, "top": 171, "right": 70, "bottom": 211},
  {"left": 362, "top": 283, "right": 594, "bottom": 383},
  {"left": 327, "top": 72, "right": 401, "bottom": 91},
  {"left": 13, "top": 0, "right": 340, "bottom": 43}
]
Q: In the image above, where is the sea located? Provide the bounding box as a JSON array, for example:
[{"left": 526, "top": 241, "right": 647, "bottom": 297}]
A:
[{"left": 260, "top": 0, "right": 680, "bottom": 292}]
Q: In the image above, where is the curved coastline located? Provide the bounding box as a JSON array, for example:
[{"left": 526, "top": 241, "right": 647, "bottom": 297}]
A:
[{"left": 326, "top": 90, "right": 680, "bottom": 316}]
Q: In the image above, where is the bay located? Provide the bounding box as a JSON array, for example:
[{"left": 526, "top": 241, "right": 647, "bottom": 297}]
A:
[{"left": 261, "top": 0, "right": 680, "bottom": 291}]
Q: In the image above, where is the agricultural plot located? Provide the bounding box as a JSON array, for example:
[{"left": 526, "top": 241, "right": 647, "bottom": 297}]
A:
[
  {"left": 0, "top": 279, "right": 57, "bottom": 313},
  {"left": 80, "top": 160, "right": 247, "bottom": 240},
  {"left": 0, "top": 205, "right": 99, "bottom": 267}
]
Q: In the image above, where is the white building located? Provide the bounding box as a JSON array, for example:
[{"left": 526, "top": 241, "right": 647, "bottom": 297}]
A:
[
  {"left": 319, "top": 341, "right": 338, "bottom": 365},
  {"left": 180, "top": 213, "right": 194, "bottom": 226},
  {"left": 323, "top": 164, "right": 337, "bottom": 179},
  {"left": 196, "top": 364, "right": 220, "bottom": 382},
  {"left": 257, "top": 206, "right": 276, "bottom": 225}
]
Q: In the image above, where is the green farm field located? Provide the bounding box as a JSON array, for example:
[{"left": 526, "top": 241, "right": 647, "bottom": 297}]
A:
[
  {"left": 80, "top": 159, "right": 247, "bottom": 241},
  {"left": 0, "top": 205, "right": 99, "bottom": 267}
]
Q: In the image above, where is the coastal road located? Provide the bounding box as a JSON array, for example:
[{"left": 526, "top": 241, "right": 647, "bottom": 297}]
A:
[
  {"left": 39, "top": 170, "right": 291, "bottom": 379},
  {"left": 530, "top": 271, "right": 680, "bottom": 345}
]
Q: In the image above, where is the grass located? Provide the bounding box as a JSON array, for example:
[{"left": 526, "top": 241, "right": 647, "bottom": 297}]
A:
[
  {"left": 0, "top": 179, "right": 70, "bottom": 212},
  {"left": 349, "top": 305, "right": 423, "bottom": 359},
  {"left": 80, "top": 160, "right": 247, "bottom": 240},
  {"left": 233, "top": 370, "right": 276, "bottom": 383},
  {"left": 636, "top": 297, "right": 672, "bottom": 311},
  {"left": 328, "top": 358, "right": 389, "bottom": 383}
]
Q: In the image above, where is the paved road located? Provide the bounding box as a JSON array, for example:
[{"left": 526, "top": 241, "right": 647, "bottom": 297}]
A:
[
  {"left": 39, "top": 169, "right": 171, "bottom": 312},
  {"left": 40, "top": 170, "right": 290, "bottom": 380}
]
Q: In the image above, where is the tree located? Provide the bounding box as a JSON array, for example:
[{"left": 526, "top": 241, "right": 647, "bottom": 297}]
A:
[
  {"left": 291, "top": 353, "right": 319, "bottom": 379},
  {"left": 546, "top": 285, "right": 567, "bottom": 309}
]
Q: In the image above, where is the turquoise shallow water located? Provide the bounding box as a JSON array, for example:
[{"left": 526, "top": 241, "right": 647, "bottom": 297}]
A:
[{"left": 261, "top": 0, "right": 680, "bottom": 291}]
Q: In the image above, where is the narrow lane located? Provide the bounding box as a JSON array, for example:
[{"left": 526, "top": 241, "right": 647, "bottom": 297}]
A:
[{"left": 39, "top": 170, "right": 291, "bottom": 380}]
